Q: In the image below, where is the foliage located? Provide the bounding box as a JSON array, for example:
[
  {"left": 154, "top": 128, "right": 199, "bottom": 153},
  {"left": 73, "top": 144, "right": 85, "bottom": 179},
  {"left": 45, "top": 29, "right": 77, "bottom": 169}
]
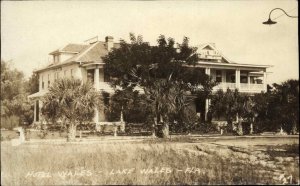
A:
[
  {"left": 209, "top": 88, "right": 246, "bottom": 132},
  {"left": 25, "top": 72, "right": 39, "bottom": 94},
  {"left": 103, "top": 33, "right": 215, "bottom": 137},
  {"left": 1, "top": 60, "right": 25, "bottom": 101},
  {"left": 253, "top": 79, "right": 299, "bottom": 134},
  {"left": 1, "top": 60, "right": 34, "bottom": 128},
  {"left": 209, "top": 79, "right": 299, "bottom": 134},
  {"left": 41, "top": 78, "right": 101, "bottom": 141},
  {"left": 103, "top": 89, "right": 152, "bottom": 124}
]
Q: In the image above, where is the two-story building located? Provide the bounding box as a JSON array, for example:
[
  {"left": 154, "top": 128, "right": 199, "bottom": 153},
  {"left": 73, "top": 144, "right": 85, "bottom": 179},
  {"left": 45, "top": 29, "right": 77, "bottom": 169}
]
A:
[{"left": 28, "top": 36, "right": 271, "bottom": 127}]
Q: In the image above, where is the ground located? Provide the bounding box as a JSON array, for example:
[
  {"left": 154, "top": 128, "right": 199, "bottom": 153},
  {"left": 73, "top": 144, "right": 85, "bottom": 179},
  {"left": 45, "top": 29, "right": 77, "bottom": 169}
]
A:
[{"left": 1, "top": 135, "right": 299, "bottom": 185}]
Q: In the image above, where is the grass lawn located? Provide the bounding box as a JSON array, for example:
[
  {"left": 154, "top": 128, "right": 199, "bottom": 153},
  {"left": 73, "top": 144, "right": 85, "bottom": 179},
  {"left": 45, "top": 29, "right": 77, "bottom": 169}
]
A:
[{"left": 1, "top": 137, "right": 299, "bottom": 185}]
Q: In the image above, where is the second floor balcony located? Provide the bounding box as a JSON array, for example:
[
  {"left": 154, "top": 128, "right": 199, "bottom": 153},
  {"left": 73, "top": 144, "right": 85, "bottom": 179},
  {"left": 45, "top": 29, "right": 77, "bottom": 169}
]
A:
[{"left": 212, "top": 82, "right": 265, "bottom": 93}]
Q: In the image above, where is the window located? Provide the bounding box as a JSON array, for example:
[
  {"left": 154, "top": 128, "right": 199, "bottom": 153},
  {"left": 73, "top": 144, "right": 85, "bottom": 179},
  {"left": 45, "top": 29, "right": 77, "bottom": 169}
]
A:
[
  {"left": 216, "top": 70, "right": 222, "bottom": 83},
  {"left": 64, "top": 70, "right": 67, "bottom": 77},
  {"left": 54, "top": 55, "right": 60, "bottom": 63},
  {"left": 71, "top": 69, "right": 73, "bottom": 78},
  {"left": 87, "top": 69, "right": 94, "bottom": 83},
  {"left": 54, "top": 72, "right": 59, "bottom": 80},
  {"left": 48, "top": 74, "right": 50, "bottom": 87},
  {"left": 231, "top": 76, "right": 235, "bottom": 83},
  {"left": 241, "top": 76, "right": 248, "bottom": 83},
  {"left": 104, "top": 70, "right": 110, "bottom": 82},
  {"left": 42, "top": 75, "right": 44, "bottom": 89}
]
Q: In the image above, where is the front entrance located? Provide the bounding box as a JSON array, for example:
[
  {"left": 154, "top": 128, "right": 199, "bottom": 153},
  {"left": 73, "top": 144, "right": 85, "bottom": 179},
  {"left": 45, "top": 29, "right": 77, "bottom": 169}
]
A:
[
  {"left": 241, "top": 121, "right": 251, "bottom": 135},
  {"left": 195, "top": 97, "right": 206, "bottom": 122}
]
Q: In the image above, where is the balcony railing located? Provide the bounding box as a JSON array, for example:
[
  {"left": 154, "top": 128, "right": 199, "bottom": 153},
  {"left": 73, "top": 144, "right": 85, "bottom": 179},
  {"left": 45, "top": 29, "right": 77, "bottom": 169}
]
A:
[{"left": 213, "top": 82, "right": 264, "bottom": 93}]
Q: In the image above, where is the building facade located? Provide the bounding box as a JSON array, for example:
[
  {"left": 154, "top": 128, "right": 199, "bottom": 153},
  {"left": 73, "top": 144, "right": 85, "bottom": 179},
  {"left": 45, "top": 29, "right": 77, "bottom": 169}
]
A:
[{"left": 28, "top": 36, "right": 271, "bottom": 126}]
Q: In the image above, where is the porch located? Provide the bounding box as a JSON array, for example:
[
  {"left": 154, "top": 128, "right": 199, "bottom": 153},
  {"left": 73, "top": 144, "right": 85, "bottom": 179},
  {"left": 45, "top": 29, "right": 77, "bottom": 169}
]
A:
[{"left": 202, "top": 65, "right": 269, "bottom": 93}]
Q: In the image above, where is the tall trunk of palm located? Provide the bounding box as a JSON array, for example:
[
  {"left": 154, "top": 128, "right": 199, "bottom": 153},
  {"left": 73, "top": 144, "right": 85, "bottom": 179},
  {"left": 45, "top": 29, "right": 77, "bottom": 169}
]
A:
[
  {"left": 162, "top": 122, "right": 169, "bottom": 138},
  {"left": 250, "top": 117, "right": 254, "bottom": 135},
  {"left": 152, "top": 102, "right": 159, "bottom": 137},
  {"left": 162, "top": 116, "right": 170, "bottom": 138},
  {"left": 152, "top": 117, "right": 157, "bottom": 137},
  {"left": 67, "top": 122, "right": 77, "bottom": 142},
  {"left": 237, "top": 119, "right": 243, "bottom": 136}
]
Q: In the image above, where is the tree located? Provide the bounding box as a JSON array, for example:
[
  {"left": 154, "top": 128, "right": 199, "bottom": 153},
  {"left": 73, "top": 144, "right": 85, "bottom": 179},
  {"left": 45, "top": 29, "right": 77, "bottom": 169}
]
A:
[
  {"left": 103, "top": 34, "right": 213, "bottom": 137},
  {"left": 251, "top": 80, "right": 299, "bottom": 134},
  {"left": 1, "top": 60, "right": 33, "bottom": 129},
  {"left": 1, "top": 60, "right": 25, "bottom": 101},
  {"left": 210, "top": 88, "right": 246, "bottom": 133},
  {"left": 104, "top": 88, "right": 151, "bottom": 124},
  {"left": 25, "top": 72, "right": 39, "bottom": 94},
  {"left": 252, "top": 92, "right": 274, "bottom": 132},
  {"left": 42, "top": 79, "right": 101, "bottom": 141},
  {"left": 273, "top": 79, "right": 299, "bottom": 134}
]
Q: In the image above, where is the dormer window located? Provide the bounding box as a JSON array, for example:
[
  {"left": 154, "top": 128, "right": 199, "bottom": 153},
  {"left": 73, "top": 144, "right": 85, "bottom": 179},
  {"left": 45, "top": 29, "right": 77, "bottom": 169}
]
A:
[{"left": 53, "top": 55, "right": 60, "bottom": 64}]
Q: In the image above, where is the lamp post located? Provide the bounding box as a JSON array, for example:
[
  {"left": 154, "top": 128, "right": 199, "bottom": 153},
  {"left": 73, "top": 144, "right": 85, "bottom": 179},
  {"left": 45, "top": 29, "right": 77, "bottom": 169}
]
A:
[{"left": 263, "top": 8, "right": 298, "bottom": 25}]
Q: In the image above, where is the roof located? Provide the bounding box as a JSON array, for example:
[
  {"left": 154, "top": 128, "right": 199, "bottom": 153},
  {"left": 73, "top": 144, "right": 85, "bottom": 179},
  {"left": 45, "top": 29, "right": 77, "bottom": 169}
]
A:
[
  {"left": 70, "top": 42, "right": 109, "bottom": 63},
  {"left": 49, "top": 44, "right": 88, "bottom": 54},
  {"left": 28, "top": 91, "right": 47, "bottom": 99},
  {"left": 36, "top": 41, "right": 121, "bottom": 73},
  {"left": 36, "top": 41, "right": 269, "bottom": 73},
  {"left": 196, "top": 43, "right": 231, "bottom": 63},
  {"left": 192, "top": 61, "right": 272, "bottom": 69}
]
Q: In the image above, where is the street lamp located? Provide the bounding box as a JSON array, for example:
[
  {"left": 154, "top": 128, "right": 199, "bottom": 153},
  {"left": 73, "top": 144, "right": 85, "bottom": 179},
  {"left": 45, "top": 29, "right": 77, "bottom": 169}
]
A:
[{"left": 263, "top": 8, "right": 298, "bottom": 25}]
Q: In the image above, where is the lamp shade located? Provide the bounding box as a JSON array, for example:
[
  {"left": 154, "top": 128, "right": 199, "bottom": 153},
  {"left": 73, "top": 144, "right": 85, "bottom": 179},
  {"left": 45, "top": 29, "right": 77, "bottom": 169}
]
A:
[{"left": 262, "top": 18, "right": 277, "bottom": 25}]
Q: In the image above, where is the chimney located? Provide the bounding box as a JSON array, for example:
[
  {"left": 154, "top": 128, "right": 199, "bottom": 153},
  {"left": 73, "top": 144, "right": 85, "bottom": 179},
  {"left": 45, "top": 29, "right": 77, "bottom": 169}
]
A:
[{"left": 105, "top": 36, "right": 114, "bottom": 51}]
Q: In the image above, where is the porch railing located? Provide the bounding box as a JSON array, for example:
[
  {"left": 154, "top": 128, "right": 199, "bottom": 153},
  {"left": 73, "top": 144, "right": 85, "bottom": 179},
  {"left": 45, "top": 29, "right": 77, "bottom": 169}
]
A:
[{"left": 213, "top": 82, "right": 264, "bottom": 92}]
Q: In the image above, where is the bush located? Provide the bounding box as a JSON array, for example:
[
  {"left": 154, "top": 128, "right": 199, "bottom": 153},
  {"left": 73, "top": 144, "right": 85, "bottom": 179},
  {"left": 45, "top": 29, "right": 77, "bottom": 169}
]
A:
[
  {"left": 1, "top": 116, "right": 20, "bottom": 130},
  {"left": 197, "top": 122, "right": 220, "bottom": 134},
  {"left": 37, "top": 130, "right": 48, "bottom": 139}
]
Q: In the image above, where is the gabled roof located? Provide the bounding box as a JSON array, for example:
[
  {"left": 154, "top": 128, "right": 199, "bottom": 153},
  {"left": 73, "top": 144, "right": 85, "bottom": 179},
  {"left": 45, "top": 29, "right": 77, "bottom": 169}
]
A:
[
  {"left": 36, "top": 41, "right": 121, "bottom": 73},
  {"left": 196, "top": 43, "right": 231, "bottom": 63},
  {"left": 64, "top": 42, "right": 121, "bottom": 63},
  {"left": 49, "top": 44, "right": 88, "bottom": 55}
]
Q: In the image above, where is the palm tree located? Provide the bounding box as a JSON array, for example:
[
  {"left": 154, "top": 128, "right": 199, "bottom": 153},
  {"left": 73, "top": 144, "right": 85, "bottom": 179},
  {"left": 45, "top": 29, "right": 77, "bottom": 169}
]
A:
[
  {"left": 210, "top": 88, "right": 245, "bottom": 133},
  {"left": 42, "top": 78, "right": 100, "bottom": 141}
]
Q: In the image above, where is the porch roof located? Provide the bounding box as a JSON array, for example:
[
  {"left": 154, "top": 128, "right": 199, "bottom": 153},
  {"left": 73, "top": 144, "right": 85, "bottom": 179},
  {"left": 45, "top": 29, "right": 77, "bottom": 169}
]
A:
[
  {"left": 195, "top": 61, "right": 272, "bottom": 69},
  {"left": 28, "top": 91, "right": 47, "bottom": 100}
]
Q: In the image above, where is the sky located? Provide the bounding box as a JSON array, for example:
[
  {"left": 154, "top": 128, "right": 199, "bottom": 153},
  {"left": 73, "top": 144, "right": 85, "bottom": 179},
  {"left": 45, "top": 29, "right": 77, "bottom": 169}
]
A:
[{"left": 1, "top": 0, "right": 298, "bottom": 84}]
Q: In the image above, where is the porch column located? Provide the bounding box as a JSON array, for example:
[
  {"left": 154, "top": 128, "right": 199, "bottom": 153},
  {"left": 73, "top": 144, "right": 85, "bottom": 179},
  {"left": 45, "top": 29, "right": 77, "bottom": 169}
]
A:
[
  {"left": 205, "top": 68, "right": 211, "bottom": 121},
  {"left": 247, "top": 73, "right": 251, "bottom": 90},
  {"left": 235, "top": 69, "right": 240, "bottom": 90},
  {"left": 94, "top": 67, "right": 100, "bottom": 90},
  {"left": 94, "top": 108, "right": 99, "bottom": 123},
  {"left": 263, "top": 71, "right": 267, "bottom": 92},
  {"left": 205, "top": 67, "right": 211, "bottom": 76},
  {"left": 205, "top": 99, "right": 211, "bottom": 121},
  {"left": 39, "top": 100, "right": 43, "bottom": 123},
  {"left": 93, "top": 67, "right": 100, "bottom": 124},
  {"left": 33, "top": 100, "right": 37, "bottom": 122},
  {"left": 221, "top": 70, "right": 226, "bottom": 91}
]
